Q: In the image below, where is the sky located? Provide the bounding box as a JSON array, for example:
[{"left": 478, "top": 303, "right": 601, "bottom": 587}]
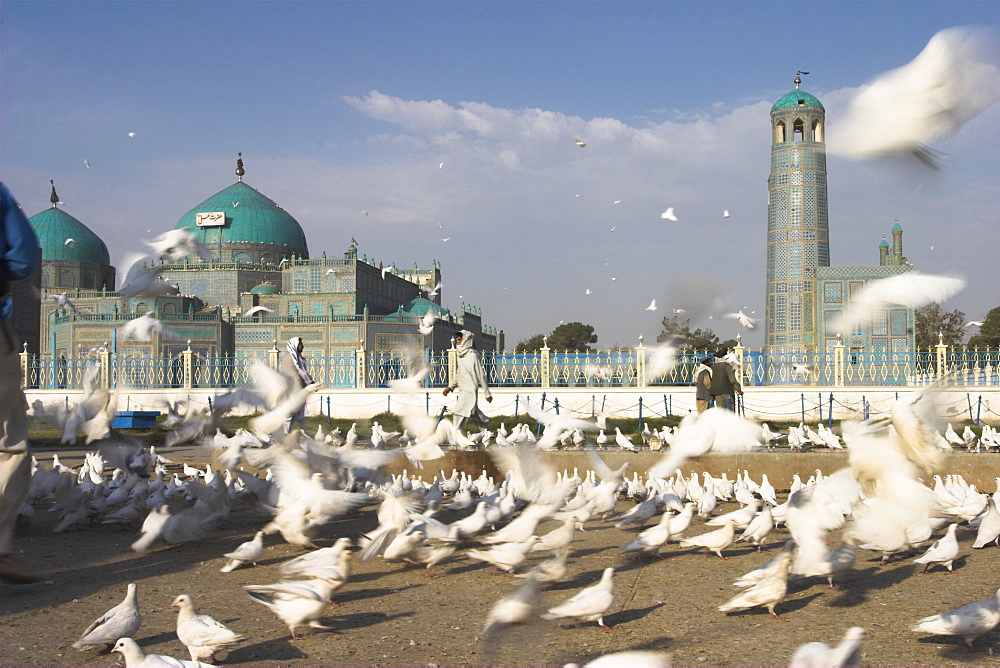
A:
[{"left": 3, "top": 1, "right": 999, "bottom": 350}]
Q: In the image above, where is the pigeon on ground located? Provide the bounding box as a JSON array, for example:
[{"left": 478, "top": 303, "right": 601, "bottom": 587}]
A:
[
  {"left": 483, "top": 575, "right": 539, "bottom": 641},
  {"left": 913, "top": 523, "right": 960, "bottom": 573},
  {"left": 245, "top": 578, "right": 339, "bottom": 639},
  {"left": 719, "top": 548, "right": 792, "bottom": 618},
  {"left": 541, "top": 567, "right": 616, "bottom": 629},
  {"left": 220, "top": 530, "right": 266, "bottom": 572},
  {"left": 680, "top": 520, "right": 737, "bottom": 559},
  {"left": 171, "top": 594, "right": 246, "bottom": 662},
  {"left": 911, "top": 586, "right": 1000, "bottom": 649},
  {"left": 73, "top": 583, "right": 142, "bottom": 650},
  {"left": 112, "top": 638, "right": 213, "bottom": 668},
  {"left": 789, "top": 627, "right": 866, "bottom": 667}
]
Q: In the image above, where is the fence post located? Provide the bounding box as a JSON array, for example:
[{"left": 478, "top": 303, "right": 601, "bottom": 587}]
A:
[
  {"left": 356, "top": 343, "right": 367, "bottom": 389},
  {"left": 447, "top": 337, "right": 457, "bottom": 389},
  {"left": 99, "top": 342, "right": 111, "bottom": 390},
  {"left": 833, "top": 335, "right": 845, "bottom": 386},
  {"left": 591, "top": 395, "right": 595, "bottom": 418},
  {"left": 540, "top": 337, "right": 550, "bottom": 389},
  {"left": 269, "top": 339, "right": 280, "bottom": 371},
  {"left": 818, "top": 392, "right": 823, "bottom": 422},
  {"left": 636, "top": 336, "right": 647, "bottom": 388},
  {"left": 800, "top": 393, "right": 805, "bottom": 424},
  {"left": 934, "top": 332, "right": 948, "bottom": 382},
  {"left": 182, "top": 341, "right": 193, "bottom": 389},
  {"left": 976, "top": 395, "right": 982, "bottom": 426},
  {"left": 967, "top": 393, "right": 974, "bottom": 423},
  {"left": 554, "top": 397, "right": 560, "bottom": 415},
  {"left": 827, "top": 393, "right": 834, "bottom": 428},
  {"left": 638, "top": 396, "right": 644, "bottom": 432},
  {"left": 663, "top": 394, "right": 669, "bottom": 418},
  {"left": 733, "top": 335, "right": 745, "bottom": 387},
  {"left": 327, "top": 396, "right": 332, "bottom": 425},
  {"left": 19, "top": 342, "right": 29, "bottom": 390},
  {"left": 514, "top": 394, "right": 519, "bottom": 416}
]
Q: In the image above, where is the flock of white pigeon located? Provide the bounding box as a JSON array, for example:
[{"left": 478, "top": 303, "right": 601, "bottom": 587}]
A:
[{"left": 14, "top": 364, "right": 1000, "bottom": 666}]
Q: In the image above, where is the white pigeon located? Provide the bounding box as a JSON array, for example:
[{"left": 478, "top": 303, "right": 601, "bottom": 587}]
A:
[
  {"left": 120, "top": 313, "right": 177, "bottom": 341},
  {"left": 418, "top": 310, "right": 436, "bottom": 335},
  {"left": 482, "top": 575, "right": 539, "bottom": 641},
  {"left": 726, "top": 310, "right": 756, "bottom": 328},
  {"left": 467, "top": 536, "right": 539, "bottom": 573},
  {"left": 911, "top": 587, "right": 1000, "bottom": 649},
  {"left": 220, "top": 530, "right": 266, "bottom": 572},
  {"left": 541, "top": 567, "right": 616, "bottom": 629},
  {"left": 913, "top": 523, "right": 960, "bottom": 573},
  {"left": 660, "top": 207, "right": 678, "bottom": 221},
  {"left": 831, "top": 27, "right": 1000, "bottom": 169},
  {"left": 679, "top": 519, "right": 737, "bottom": 559},
  {"left": 73, "top": 583, "right": 142, "bottom": 650},
  {"left": 245, "top": 578, "right": 339, "bottom": 639},
  {"left": 718, "top": 548, "right": 792, "bottom": 618},
  {"left": 622, "top": 511, "right": 672, "bottom": 557},
  {"left": 147, "top": 228, "right": 216, "bottom": 262},
  {"left": 580, "top": 651, "right": 671, "bottom": 668},
  {"left": 789, "top": 627, "right": 866, "bottom": 668},
  {"left": 832, "top": 272, "right": 965, "bottom": 336},
  {"left": 614, "top": 427, "right": 637, "bottom": 451},
  {"left": 171, "top": 594, "right": 246, "bottom": 663},
  {"left": 112, "top": 638, "right": 213, "bottom": 668},
  {"left": 118, "top": 252, "right": 170, "bottom": 297},
  {"left": 244, "top": 305, "right": 273, "bottom": 317},
  {"left": 645, "top": 299, "right": 657, "bottom": 311},
  {"left": 50, "top": 292, "right": 77, "bottom": 312},
  {"left": 973, "top": 498, "right": 1000, "bottom": 548}
]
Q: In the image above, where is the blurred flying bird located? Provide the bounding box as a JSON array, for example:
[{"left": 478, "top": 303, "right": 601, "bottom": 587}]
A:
[
  {"left": 573, "top": 137, "right": 586, "bottom": 147},
  {"left": 833, "top": 272, "right": 965, "bottom": 335},
  {"left": 831, "top": 27, "right": 1000, "bottom": 169},
  {"left": 244, "top": 306, "right": 273, "bottom": 317},
  {"left": 147, "top": 229, "right": 216, "bottom": 262},
  {"left": 660, "top": 207, "right": 678, "bottom": 221},
  {"left": 726, "top": 310, "right": 756, "bottom": 328},
  {"left": 120, "top": 313, "right": 177, "bottom": 341},
  {"left": 966, "top": 320, "right": 984, "bottom": 328},
  {"left": 645, "top": 300, "right": 657, "bottom": 311},
  {"left": 723, "top": 210, "right": 730, "bottom": 218},
  {"left": 83, "top": 159, "right": 91, "bottom": 169},
  {"left": 64, "top": 238, "right": 75, "bottom": 245}
]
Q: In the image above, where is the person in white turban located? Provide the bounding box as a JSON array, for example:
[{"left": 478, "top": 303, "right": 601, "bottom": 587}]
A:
[{"left": 442, "top": 330, "right": 492, "bottom": 431}]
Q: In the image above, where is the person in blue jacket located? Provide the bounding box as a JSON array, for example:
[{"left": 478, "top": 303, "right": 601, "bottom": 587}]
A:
[{"left": 0, "top": 182, "right": 41, "bottom": 584}]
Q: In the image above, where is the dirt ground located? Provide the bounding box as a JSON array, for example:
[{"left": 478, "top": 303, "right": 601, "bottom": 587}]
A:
[{"left": 3, "top": 443, "right": 1000, "bottom": 667}]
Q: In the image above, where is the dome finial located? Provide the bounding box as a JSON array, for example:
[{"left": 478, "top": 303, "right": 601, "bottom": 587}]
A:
[
  {"left": 49, "top": 180, "right": 59, "bottom": 208},
  {"left": 794, "top": 70, "right": 810, "bottom": 89},
  {"left": 235, "top": 152, "right": 245, "bottom": 182}
]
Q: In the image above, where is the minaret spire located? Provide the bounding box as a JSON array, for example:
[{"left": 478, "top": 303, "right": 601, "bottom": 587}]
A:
[
  {"left": 49, "top": 180, "right": 59, "bottom": 208},
  {"left": 794, "top": 70, "right": 810, "bottom": 89},
  {"left": 235, "top": 152, "right": 245, "bottom": 182}
]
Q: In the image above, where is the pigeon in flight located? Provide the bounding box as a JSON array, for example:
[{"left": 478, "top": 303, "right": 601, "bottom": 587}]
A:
[
  {"left": 645, "top": 300, "right": 657, "bottom": 311},
  {"left": 660, "top": 207, "right": 678, "bottom": 221}
]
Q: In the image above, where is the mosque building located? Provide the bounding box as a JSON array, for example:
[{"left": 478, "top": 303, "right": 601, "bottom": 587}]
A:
[
  {"left": 29, "top": 157, "right": 502, "bottom": 382},
  {"left": 766, "top": 74, "right": 915, "bottom": 356}
]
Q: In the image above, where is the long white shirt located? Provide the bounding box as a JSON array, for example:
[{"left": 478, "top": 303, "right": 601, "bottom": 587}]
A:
[{"left": 448, "top": 350, "right": 492, "bottom": 418}]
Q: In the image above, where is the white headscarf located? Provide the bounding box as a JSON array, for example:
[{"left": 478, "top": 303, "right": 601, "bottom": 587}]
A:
[
  {"left": 286, "top": 336, "right": 310, "bottom": 379},
  {"left": 455, "top": 330, "right": 474, "bottom": 357}
]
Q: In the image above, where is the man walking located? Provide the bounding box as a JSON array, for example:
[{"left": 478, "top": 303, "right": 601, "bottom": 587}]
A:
[{"left": 709, "top": 349, "right": 743, "bottom": 412}]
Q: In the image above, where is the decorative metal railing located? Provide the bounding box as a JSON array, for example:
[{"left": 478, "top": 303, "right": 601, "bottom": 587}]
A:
[{"left": 20, "top": 346, "right": 1000, "bottom": 391}]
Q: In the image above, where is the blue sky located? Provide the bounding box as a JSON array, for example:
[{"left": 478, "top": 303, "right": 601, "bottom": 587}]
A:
[{"left": 3, "top": 2, "right": 999, "bottom": 349}]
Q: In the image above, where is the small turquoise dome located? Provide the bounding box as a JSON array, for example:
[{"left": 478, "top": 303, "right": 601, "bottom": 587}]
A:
[
  {"left": 879, "top": 238, "right": 890, "bottom": 247},
  {"left": 771, "top": 89, "right": 824, "bottom": 113},
  {"left": 175, "top": 181, "right": 308, "bottom": 258},
  {"left": 249, "top": 281, "right": 279, "bottom": 295},
  {"left": 29, "top": 206, "right": 110, "bottom": 265},
  {"left": 892, "top": 223, "right": 903, "bottom": 232},
  {"left": 403, "top": 297, "right": 450, "bottom": 317}
]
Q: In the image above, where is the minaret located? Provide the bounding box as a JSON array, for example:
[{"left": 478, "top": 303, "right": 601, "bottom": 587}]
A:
[{"left": 765, "top": 74, "right": 829, "bottom": 353}]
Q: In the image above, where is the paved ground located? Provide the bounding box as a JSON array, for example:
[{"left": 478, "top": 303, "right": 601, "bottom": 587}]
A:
[{"left": 2, "top": 442, "right": 1000, "bottom": 667}]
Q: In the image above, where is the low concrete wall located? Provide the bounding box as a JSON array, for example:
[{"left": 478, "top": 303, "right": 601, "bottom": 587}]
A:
[{"left": 24, "top": 386, "right": 1000, "bottom": 423}]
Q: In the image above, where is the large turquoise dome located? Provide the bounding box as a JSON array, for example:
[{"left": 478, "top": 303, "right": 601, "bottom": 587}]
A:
[
  {"left": 29, "top": 206, "right": 111, "bottom": 266},
  {"left": 174, "top": 181, "right": 309, "bottom": 259},
  {"left": 771, "top": 89, "right": 824, "bottom": 113}
]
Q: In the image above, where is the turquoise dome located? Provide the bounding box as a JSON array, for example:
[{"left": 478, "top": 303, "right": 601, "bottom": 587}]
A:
[
  {"left": 175, "top": 181, "right": 308, "bottom": 257},
  {"left": 771, "top": 90, "right": 824, "bottom": 112},
  {"left": 28, "top": 206, "right": 110, "bottom": 265},
  {"left": 249, "top": 281, "right": 279, "bottom": 295},
  {"left": 879, "top": 238, "right": 890, "bottom": 247},
  {"left": 403, "top": 297, "right": 450, "bottom": 317},
  {"left": 892, "top": 223, "right": 903, "bottom": 232}
]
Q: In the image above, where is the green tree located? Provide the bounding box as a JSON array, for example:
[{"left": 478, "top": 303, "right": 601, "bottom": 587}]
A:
[
  {"left": 514, "top": 322, "right": 598, "bottom": 352},
  {"left": 656, "top": 314, "right": 736, "bottom": 352},
  {"left": 514, "top": 334, "right": 545, "bottom": 352},
  {"left": 968, "top": 306, "right": 1000, "bottom": 350},
  {"left": 547, "top": 322, "right": 598, "bottom": 351},
  {"left": 914, "top": 303, "right": 965, "bottom": 348}
]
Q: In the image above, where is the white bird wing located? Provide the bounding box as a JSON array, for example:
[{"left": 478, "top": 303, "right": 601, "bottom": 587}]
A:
[
  {"left": 832, "top": 272, "right": 965, "bottom": 336},
  {"left": 831, "top": 27, "right": 1000, "bottom": 167}
]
